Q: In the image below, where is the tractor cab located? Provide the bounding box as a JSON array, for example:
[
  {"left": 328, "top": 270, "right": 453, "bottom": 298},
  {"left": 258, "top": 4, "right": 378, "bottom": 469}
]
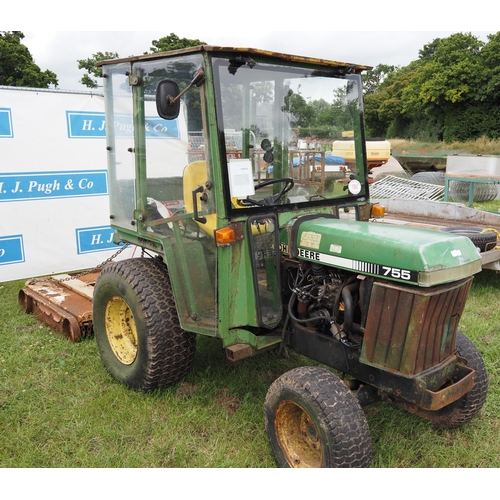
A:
[{"left": 101, "top": 46, "right": 372, "bottom": 344}]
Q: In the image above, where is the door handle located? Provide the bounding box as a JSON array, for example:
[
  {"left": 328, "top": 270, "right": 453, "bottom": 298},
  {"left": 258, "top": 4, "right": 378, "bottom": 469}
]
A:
[{"left": 192, "top": 185, "right": 207, "bottom": 224}]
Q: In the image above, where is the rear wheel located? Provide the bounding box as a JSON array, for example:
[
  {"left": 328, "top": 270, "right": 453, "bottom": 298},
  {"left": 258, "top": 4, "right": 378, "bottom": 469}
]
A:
[
  {"left": 418, "top": 332, "right": 488, "bottom": 429},
  {"left": 93, "top": 257, "right": 196, "bottom": 392},
  {"left": 264, "top": 366, "right": 372, "bottom": 468}
]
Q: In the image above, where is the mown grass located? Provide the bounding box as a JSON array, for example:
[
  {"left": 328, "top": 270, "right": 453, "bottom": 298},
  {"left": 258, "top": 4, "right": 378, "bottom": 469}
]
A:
[
  {"left": 1, "top": 269, "right": 500, "bottom": 468},
  {"left": 390, "top": 136, "right": 500, "bottom": 156}
]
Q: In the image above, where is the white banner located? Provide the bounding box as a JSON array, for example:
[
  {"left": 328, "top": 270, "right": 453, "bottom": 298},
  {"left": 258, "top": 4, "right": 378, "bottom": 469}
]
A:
[{"left": 0, "top": 86, "right": 139, "bottom": 282}]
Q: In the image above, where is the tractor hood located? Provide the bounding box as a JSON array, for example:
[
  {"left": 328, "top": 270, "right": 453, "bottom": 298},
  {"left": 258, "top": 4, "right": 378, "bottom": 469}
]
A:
[{"left": 287, "top": 217, "right": 482, "bottom": 287}]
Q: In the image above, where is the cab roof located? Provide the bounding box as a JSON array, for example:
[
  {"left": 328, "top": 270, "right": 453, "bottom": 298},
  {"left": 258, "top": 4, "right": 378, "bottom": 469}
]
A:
[{"left": 96, "top": 45, "right": 372, "bottom": 73}]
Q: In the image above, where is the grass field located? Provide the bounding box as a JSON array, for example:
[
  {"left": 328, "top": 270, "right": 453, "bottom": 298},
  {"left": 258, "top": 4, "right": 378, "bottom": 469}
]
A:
[
  {"left": 1, "top": 265, "right": 499, "bottom": 469},
  {"left": 390, "top": 137, "right": 500, "bottom": 156}
]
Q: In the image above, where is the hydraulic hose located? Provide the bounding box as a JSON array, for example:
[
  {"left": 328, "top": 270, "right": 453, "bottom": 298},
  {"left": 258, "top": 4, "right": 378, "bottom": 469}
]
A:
[
  {"left": 287, "top": 292, "right": 331, "bottom": 324},
  {"left": 341, "top": 282, "right": 364, "bottom": 336}
]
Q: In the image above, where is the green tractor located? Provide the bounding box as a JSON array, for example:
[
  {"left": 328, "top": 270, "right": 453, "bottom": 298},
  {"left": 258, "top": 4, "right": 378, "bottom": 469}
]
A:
[{"left": 94, "top": 46, "right": 488, "bottom": 467}]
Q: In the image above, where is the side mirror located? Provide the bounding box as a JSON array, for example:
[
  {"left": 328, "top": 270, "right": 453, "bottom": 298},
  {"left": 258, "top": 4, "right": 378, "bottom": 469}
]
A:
[{"left": 156, "top": 80, "right": 180, "bottom": 120}]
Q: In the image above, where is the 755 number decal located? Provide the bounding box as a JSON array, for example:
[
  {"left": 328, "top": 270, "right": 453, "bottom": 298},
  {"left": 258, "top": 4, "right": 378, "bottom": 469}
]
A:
[{"left": 382, "top": 266, "right": 412, "bottom": 281}]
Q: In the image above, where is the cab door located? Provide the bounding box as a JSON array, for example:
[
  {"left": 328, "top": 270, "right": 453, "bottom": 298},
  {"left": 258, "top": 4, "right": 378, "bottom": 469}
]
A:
[{"left": 130, "top": 56, "right": 219, "bottom": 337}]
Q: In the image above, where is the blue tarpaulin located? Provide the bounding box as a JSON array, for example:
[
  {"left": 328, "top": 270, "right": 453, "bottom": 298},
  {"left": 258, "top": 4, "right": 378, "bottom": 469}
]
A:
[
  {"left": 292, "top": 154, "right": 345, "bottom": 167},
  {"left": 267, "top": 154, "right": 345, "bottom": 173}
]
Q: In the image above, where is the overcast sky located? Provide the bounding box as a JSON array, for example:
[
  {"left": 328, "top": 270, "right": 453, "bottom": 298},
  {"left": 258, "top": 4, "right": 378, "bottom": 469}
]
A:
[
  {"left": 20, "top": 30, "right": 496, "bottom": 92},
  {"left": 6, "top": 2, "right": 495, "bottom": 92}
]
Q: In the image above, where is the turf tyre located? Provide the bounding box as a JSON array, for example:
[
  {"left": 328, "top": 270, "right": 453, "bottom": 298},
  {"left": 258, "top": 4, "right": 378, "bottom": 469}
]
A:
[
  {"left": 264, "top": 366, "right": 372, "bottom": 468},
  {"left": 93, "top": 257, "right": 196, "bottom": 392},
  {"left": 440, "top": 226, "right": 498, "bottom": 252},
  {"left": 418, "top": 332, "right": 488, "bottom": 429}
]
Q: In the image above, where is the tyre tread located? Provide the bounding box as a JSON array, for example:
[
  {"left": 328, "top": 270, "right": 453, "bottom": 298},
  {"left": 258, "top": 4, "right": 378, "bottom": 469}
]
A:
[
  {"left": 95, "top": 258, "right": 196, "bottom": 391},
  {"left": 441, "top": 226, "right": 498, "bottom": 252},
  {"left": 265, "top": 366, "right": 372, "bottom": 468},
  {"left": 419, "top": 332, "right": 488, "bottom": 428}
]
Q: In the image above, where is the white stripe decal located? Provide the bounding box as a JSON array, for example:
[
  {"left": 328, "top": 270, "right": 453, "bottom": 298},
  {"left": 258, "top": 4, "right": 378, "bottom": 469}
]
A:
[
  {"left": 318, "top": 252, "right": 355, "bottom": 270},
  {"left": 297, "top": 247, "right": 354, "bottom": 270},
  {"left": 297, "top": 248, "right": 377, "bottom": 276}
]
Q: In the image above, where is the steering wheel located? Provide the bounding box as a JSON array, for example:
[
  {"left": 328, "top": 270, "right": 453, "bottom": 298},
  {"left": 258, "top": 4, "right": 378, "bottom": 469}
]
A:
[{"left": 242, "top": 177, "right": 295, "bottom": 207}]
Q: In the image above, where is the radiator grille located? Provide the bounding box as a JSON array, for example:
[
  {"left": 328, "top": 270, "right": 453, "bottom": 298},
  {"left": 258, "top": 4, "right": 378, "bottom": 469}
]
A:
[{"left": 360, "top": 277, "right": 473, "bottom": 376}]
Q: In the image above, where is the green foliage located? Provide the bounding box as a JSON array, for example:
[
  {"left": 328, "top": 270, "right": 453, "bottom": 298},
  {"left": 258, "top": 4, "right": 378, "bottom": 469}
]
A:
[
  {"left": 286, "top": 86, "right": 354, "bottom": 139},
  {"left": 77, "top": 51, "right": 119, "bottom": 89},
  {"left": 400, "top": 32, "right": 483, "bottom": 129},
  {"left": 148, "top": 33, "right": 206, "bottom": 53},
  {"left": 364, "top": 65, "right": 414, "bottom": 137},
  {"left": 362, "top": 64, "right": 398, "bottom": 95},
  {"left": 77, "top": 33, "right": 205, "bottom": 89},
  {"left": 0, "top": 31, "right": 58, "bottom": 88},
  {"left": 442, "top": 103, "right": 498, "bottom": 142},
  {"left": 286, "top": 92, "right": 314, "bottom": 127},
  {"left": 478, "top": 32, "right": 500, "bottom": 101},
  {"left": 364, "top": 91, "right": 391, "bottom": 137},
  {"left": 364, "top": 31, "right": 500, "bottom": 142}
]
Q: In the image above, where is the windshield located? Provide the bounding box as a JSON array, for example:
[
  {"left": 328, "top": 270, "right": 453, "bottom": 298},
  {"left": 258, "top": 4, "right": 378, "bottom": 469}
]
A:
[{"left": 213, "top": 57, "right": 367, "bottom": 213}]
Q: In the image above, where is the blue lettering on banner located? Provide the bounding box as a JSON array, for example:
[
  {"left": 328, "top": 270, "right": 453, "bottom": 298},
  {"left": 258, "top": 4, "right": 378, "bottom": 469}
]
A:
[
  {"left": 144, "top": 117, "right": 180, "bottom": 139},
  {"left": 76, "top": 226, "right": 121, "bottom": 254},
  {"left": 66, "top": 111, "right": 106, "bottom": 138},
  {"left": 0, "top": 170, "right": 108, "bottom": 202},
  {"left": 0, "top": 108, "right": 14, "bottom": 138},
  {"left": 0, "top": 235, "right": 25, "bottom": 265},
  {"left": 66, "top": 111, "right": 179, "bottom": 139}
]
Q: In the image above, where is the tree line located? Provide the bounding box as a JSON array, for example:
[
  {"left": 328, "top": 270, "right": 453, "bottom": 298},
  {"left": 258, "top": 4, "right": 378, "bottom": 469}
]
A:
[
  {"left": 362, "top": 32, "right": 500, "bottom": 142},
  {"left": 2, "top": 31, "right": 499, "bottom": 142}
]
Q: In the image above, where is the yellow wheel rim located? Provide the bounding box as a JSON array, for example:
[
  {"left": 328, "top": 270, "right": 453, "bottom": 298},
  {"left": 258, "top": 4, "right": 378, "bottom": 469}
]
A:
[
  {"left": 105, "top": 296, "right": 138, "bottom": 365},
  {"left": 274, "top": 400, "right": 323, "bottom": 468}
]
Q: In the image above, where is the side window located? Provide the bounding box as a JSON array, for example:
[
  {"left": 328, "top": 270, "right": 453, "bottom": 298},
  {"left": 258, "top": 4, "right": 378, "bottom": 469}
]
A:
[
  {"left": 105, "top": 64, "right": 137, "bottom": 232},
  {"left": 135, "top": 56, "right": 212, "bottom": 234}
]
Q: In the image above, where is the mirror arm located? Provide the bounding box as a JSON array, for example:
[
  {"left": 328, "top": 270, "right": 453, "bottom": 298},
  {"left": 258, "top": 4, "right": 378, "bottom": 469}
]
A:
[{"left": 170, "top": 70, "right": 205, "bottom": 105}]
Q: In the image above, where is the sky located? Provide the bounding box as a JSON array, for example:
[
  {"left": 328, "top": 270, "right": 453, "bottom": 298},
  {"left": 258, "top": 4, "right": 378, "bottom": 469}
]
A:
[
  {"left": 20, "top": 30, "right": 497, "bottom": 92},
  {"left": 6, "top": 2, "right": 496, "bottom": 91}
]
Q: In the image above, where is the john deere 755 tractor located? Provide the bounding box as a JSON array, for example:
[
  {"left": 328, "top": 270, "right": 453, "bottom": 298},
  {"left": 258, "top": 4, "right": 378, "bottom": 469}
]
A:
[{"left": 94, "top": 46, "right": 488, "bottom": 467}]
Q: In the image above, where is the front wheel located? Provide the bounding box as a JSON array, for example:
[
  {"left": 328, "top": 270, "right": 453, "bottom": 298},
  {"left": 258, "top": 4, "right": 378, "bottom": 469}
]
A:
[
  {"left": 93, "top": 257, "right": 196, "bottom": 392},
  {"left": 264, "top": 366, "right": 372, "bottom": 468},
  {"left": 418, "top": 331, "right": 488, "bottom": 429}
]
